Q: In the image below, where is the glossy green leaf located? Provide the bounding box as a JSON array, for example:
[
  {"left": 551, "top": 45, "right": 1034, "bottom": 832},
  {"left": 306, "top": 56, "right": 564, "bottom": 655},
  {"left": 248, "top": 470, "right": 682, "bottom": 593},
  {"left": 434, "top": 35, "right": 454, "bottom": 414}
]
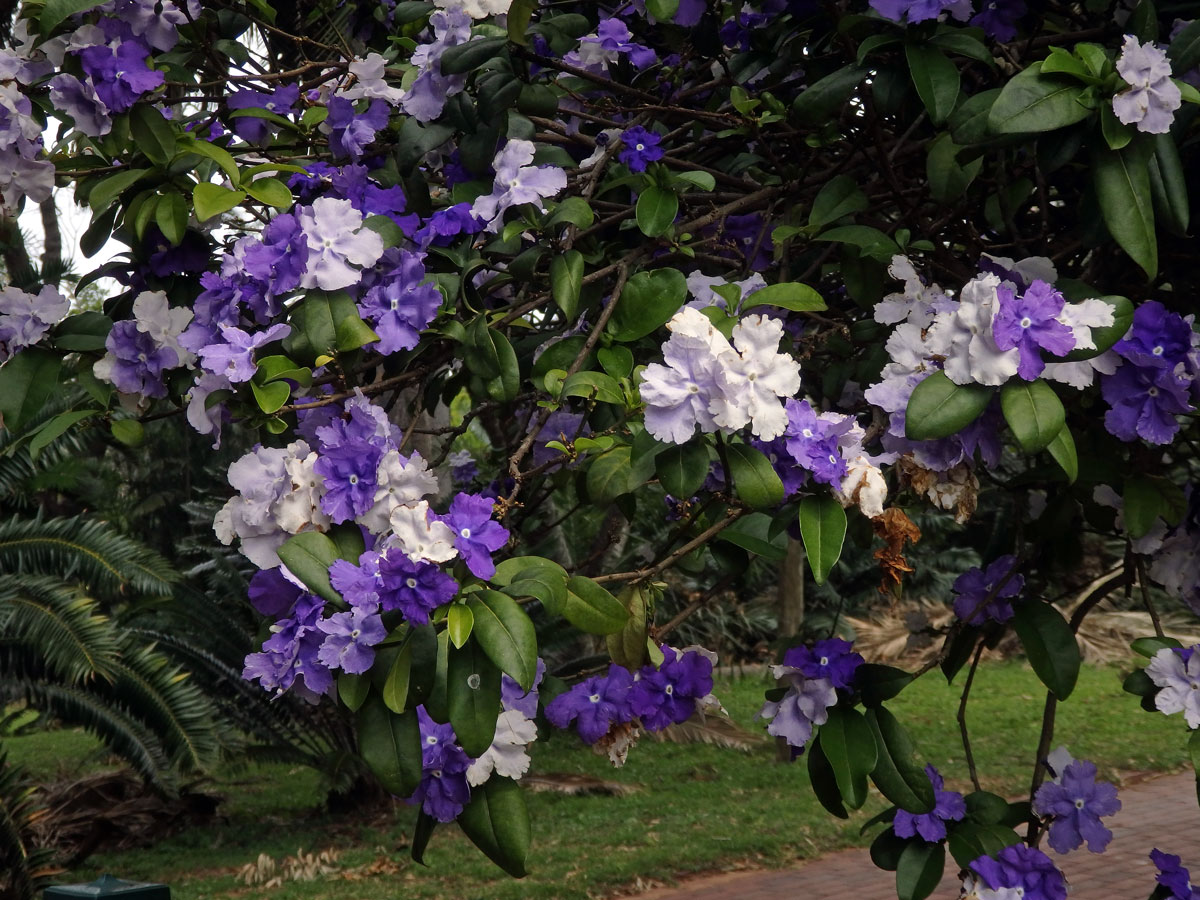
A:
[
  {"left": 819, "top": 707, "right": 877, "bottom": 810},
  {"left": 896, "top": 841, "right": 944, "bottom": 900},
  {"left": 130, "top": 105, "right": 177, "bottom": 167},
  {"left": 609, "top": 268, "right": 688, "bottom": 342},
  {"left": 963, "top": 791, "right": 1011, "bottom": 825},
  {"left": 356, "top": 698, "right": 422, "bottom": 798},
  {"left": 1124, "top": 474, "right": 1164, "bottom": 540},
  {"left": 1011, "top": 602, "right": 1080, "bottom": 700},
  {"left": 926, "top": 133, "right": 983, "bottom": 203},
  {"left": 110, "top": 419, "right": 144, "bottom": 447},
  {"left": 1150, "top": 132, "right": 1189, "bottom": 236},
  {"left": 858, "top": 664, "right": 914, "bottom": 708},
  {"left": 52, "top": 311, "right": 111, "bottom": 351},
  {"left": 447, "top": 639, "right": 502, "bottom": 757},
  {"left": 606, "top": 584, "right": 650, "bottom": 670},
  {"left": 154, "top": 191, "right": 188, "bottom": 246},
  {"left": 441, "top": 35, "right": 509, "bottom": 75},
  {"left": 798, "top": 495, "right": 847, "bottom": 585},
  {"left": 906, "top": 44, "right": 959, "bottom": 125},
  {"left": 243, "top": 176, "right": 293, "bottom": 208},
  {"left": 586, "top": 445, "right": 648, "bottom": 504},
  {"left": 178, "top": 136, "right": 239, "bottom": 182},
  {"left": 468, "top": 590, "right": 538, "bottom": 691},
  {"left": 792, "top": 65, "right": 868, "bottom": 125},
  {"left": 485, "top": 327, "right": 521, "bottom": 403},
  {"left": 598, "top": 346, "right": 634, "bottom": 379},
  {"left": 456, "top": 777, "right": 530, "bottom": 878},
  {"left": 1093, "top": 141, "right": 1157, "bottom": 280},
  {"left": 719, "top": 513, "right": 788, "bottom": 561},
  {"left": 28, "top": 410, "right": 98, "bottom": 460},
  {"left": 1046, "top": 426, "right": 1078, "bottom": 484},
  {"left": 656, "top": 440, "right": 710, "bottom": 499},
  {"left": 545, "top": 196, "right": 594, "bottom": 229},
  {"left": 813, "top": 225, "right": 901, "bottom": 262},
  {"left": 506, "top": 0, "right": 535, "bottom": 44},
  {"left": 411, "top": 812, "right": 437, "bottom": 867},
  {"left": 947, "top": 823, "right": 1021, "bottom": 870},
  {"left": 1170, "top": 18, "right": 1200, "bottom": 71},
  {"left": 808, "top": 175, "right": 868, "bottom": 230},
  {"left": 562, "top": 371, "right": 624, "bottom": 405},
  {"left": 250, "top": 379, "right": 290, "bottom": 415},
  {"left": 866, "top": 707, "right": 935, "bottom": 813},
  {"left": 447, "top": 603, "right": 474, "bottom": 649},
  {"left": 550, "top": 250, "right": 584, "bottom": 319},
  {"left": 254, "top": 354, "right": 313, "bottom": 387},
  {"left": 562, "top": 576, "right": 629, "bottom": 635},
  {"left": 41, "top": 0, "right": 106, "bottom": 35},
  {"left": 807, "top": 734, "right": 849, "bottom": 819},
  {"left": 0, "top": 348, "right": 61, "bottom": 433},
  {"left": 193, "top": 183, "right": 246, "bottom": 222},
  {"left": 725, "top": 441, "right": 784, "bottom": 509},
  {"left": 88, "top": 168, "right": 150, "bottom": 214},
  {"left": 276, "top": 531, "right": 341, "bottom": 604},
  {"left": 987, "top": 63, "right": 1091, "bottom": 134},
  {"left": 904, "top": 371, "right": 994, "bottom": 441},
  {"left": 635, "top": 185, "right": 678, "bottom": 237},
  {"left": 1000, "top": 379, "right": 1065, "bottom": 454},
  {"left": 740, "top": 282, "right": 826, "bottom": 313},
  {"left": 1131, "top": 636, "right": 1182, "bottom": 658},
  {"left": 381, "top": 640, "right": 414, "bottom": 714},
  {"left": 337, "top": 672, "right": 369, "bottom": 712}
]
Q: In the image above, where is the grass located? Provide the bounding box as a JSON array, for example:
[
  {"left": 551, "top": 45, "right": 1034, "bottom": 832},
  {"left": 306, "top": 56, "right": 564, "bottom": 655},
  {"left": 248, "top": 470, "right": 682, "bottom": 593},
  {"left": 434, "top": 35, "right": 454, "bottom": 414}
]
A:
[{"left": 25, "top": 659, "right": 1189, "bottom": 899}]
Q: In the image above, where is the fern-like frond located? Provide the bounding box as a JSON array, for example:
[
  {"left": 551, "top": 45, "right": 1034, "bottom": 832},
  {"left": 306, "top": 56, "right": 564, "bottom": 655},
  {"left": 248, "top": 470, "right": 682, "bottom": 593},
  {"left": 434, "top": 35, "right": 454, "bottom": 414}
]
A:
[
  {"left": 0, "top": 577, "right": 119, "bottom": 685},
  {"left": 0, "top": 514, "right": 177, "bottom": 599},
  {"left": 0, "top": 748, "right": 59, "bottom": 900}
]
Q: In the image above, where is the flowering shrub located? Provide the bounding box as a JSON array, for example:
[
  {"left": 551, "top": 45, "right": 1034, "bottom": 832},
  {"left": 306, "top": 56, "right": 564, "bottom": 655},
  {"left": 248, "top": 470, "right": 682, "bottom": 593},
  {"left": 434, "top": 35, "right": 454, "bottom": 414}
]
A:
[{"left": 3, "top": 0, "right": 1200, "bottom": 895}]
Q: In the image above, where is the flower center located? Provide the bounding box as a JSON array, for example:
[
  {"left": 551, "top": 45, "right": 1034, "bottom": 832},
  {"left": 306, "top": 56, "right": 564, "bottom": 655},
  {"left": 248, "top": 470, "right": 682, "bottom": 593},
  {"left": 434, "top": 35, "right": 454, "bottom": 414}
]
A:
[
  {"left": 1019, "top": 316, "right": 1032, "bottom": 329},
  {"left": 426, "top": 735, "right": 438, "bottom": 745},
  {"left": 460, "top": 527, "right": 472, "bottom": 539},
  {"left": 635, "top": 143, "right": 645, "bottom": 151},
  {"left": 688, "top": 384, "right": 700, "bottom": 393},
  {"left": 1153, "top": 344, "right": 1165, "bottom": 356},
  {"left": 819, "top": 656, "right": 829, "bottom": 666},
  {"left": 588, "top": 693, "right": 601, "bottom": 704},
  {"left": 664, "top": 684, "right": 673, "bottom": 695},
  {"left": 405, "top": 577, "right": 418, "bottom": 589},
  {"left": 1074, "top": 798, "right": 1086, "bottom": 809},
  {"left": 802, "top": 428, "right": 813, "bottom": 438}
]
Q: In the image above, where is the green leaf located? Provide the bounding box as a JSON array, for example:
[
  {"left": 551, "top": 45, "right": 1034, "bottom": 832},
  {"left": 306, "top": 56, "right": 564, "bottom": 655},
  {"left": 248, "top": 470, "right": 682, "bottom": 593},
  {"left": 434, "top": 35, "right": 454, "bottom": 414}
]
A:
[
  {"left": 858, "top": 664, "right": 914, "bottom": 707},
  {"left": 1061, "top": 295, "right": 1133, "bottom": 361},
  {"left": 411, "top": 812, "right": 437, "bottom": 867},
  {"left": 550, "top": 250, "right": 584, "bottom": 320},
  {"left": 947, "top": 824, "right": 1021, "bottom": 869},
  {"left": 193, "top": 183, "right": 246, "bottom": 221},
  {"left": 276, "top": 531, "right": 341, "bottom": 604},
  {"left": 987, "top": 63, "right": 1091, "bottom": 134},
  {"left": 284, "top": 291, "right": 377, "bottom": 361},
  {"left": 338, "top": 672, "right": 370, "bottom": 712},
  {"left": 464, "top": 315, "right": 502, "bottom": 379},
  {"left": 1150, "top": 132, "right": 1189, "bottom": 236},
  {"left": 52, "top": 310, "right": 111, "bottom": 351},
  {"left": 356, "top": 698, "right": 422, "bottom": 797},
  {"left": 484, "top": 328, "right": 520, "bottom": 403},
  {"left": 1046, "top": 426, "right": 1078, "bottom": 484},
  {"left": 249, "top": 380, "right": 290, "bottom": 415},
  {"left": 154, "top": 191, "right": 188, "bottom": 246},
  {"left": 798, "top": 495, "right": 847, "bottom": 585},
  {"left": 1093, "top": 141, "right": 1157, "bottom": 280},
  {"left": 719, "top": 512, "right": 788, "bottom": 561},
  {"left": 1189, "top": 730, "right": 1200, "bottom": 807},
  {"left": 1131, "top": 635, "right": 1182, "bottom": 658},
  {"left": 606, "top": 584, "right": 650, "bottom": 670},
  {"left": 28, "top": 410, "right": 98, "bottom": 460},
  {"left": 866, "top": 707, "right": 935, "bottom": 813},
  {"left": 545, "top": 197, "right": 594, "bottom": 229},
  {"left": 896, "top": 841, "right": 944, "bottom": 900},
  {"left": 243, "top": 177, "right": 293, "bottom": 209},
  {"left": 905, "top": 371, "right": 994, "bottom": 441},
  {"left": 740, "top": 282, "right": 826, "bottom": 313},
  {"left": 468, "top": 590, "right": 538, "bottom": 691},
  {"left": 635, "top": 185, "right": 678, "bottom": 237},
  {"left": 948, "top": 88, "right": 1001, "bottom": 145},
  {"left": 456, "top": 777, "right": 530, "bottom": 878},
  {"left": 807, "top": 734, "right": 849, "bottom": 818},
  {"left": 906, "top": 44, "right": 960, "bottom": 125},
  {"left": 813, "top": 225, "right": 901, "bottom": 262},
  {"left": 964, "top": 791, "right": 1012, "bottom": 825},
  {"left": 254, "top": 354, "right": 313, "bottom": 387},
  {"left": 926, "top": 133, "right": 983, "bottom": 203},
  {"left": 562, "top": 576, "right": 629, "bottom": 635},
  {"left": 1170, "top": 18, "right": 1200, "bottom": 72},
  {"left": 506, "top": 0, "right": 535, "bottom": 44},
  {"left": 447, "top": 603, "right": 474, "bottom": 649},
  {"left": 808, "top": 175, "right": 868, "bottom": 230},
  {"left": 41, "top": 0, "right": 106, "bottom": 34},
  {"left": 1011, "top": 602, "right": 1080, "bottom": 700},
  {"left": 0, "top": 348, "right": 61, "bottom": 433},
  {"left": 609, "top": 268, "right": 688, "bottom": 342},
  {"left": 177, "top": 135, "right": 239, "bottom": 182},
  {"left": 129, "top": 105, "right": 177, "bottom": 167},
  {"left": 1000, "top": 379, "right": 1065, "bottom": 454},
  {"left": 1122, "top": 667, "right": 1157, "bottom": 697},
  {"left": 792, "top": 65, "right": 868, "bottom": 126},
  {"left": 598, "top": 346, "right": 634, "bottom": 379},
  {"left": 110, "top": 419, "right": 144, "bottom": 447},
  {"left": 447, "top": 639, "right": 502, "bottom": 757},
  {"left": 88, "top": 167, "right": 150, "bottom": 214},
  {"left": 656, "top": 440, "right": 710, "bottom": 499},
  {"left": 586, "top": 445, "right": 648, "bottom": 504},
  {"left": 1124, "top": 474, "right": 1163, "bottom": 540},
  {"left": 725, "top": 441, "right": 784, "bottom": 509},
  {"left": 381, "top": 640, "right": 414, "bottom": 713},
  {"left": 672, "top": 171, "right": 715, "bottom": 192},
  {"left": 441, "top": 35, "right": 509, "bottom": 75},
  {"left": 562, "top": 371, "right": 624, "bottom": 405},
  {"left": 819, "top": 707, "right": 878, "bottom": 810},
  {"left": 869, "top": 829, "right": 906, "bottom": 871},
  {"left": 1100, "top": 103, "right": 1134, "bottom": 150}
]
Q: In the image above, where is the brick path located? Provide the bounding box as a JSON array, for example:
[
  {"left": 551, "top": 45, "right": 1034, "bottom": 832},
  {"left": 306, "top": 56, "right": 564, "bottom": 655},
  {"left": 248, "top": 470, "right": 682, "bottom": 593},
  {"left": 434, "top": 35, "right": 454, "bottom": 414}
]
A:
[{"left": 637, "top": 772, "right": 1198, "bottom": 899}]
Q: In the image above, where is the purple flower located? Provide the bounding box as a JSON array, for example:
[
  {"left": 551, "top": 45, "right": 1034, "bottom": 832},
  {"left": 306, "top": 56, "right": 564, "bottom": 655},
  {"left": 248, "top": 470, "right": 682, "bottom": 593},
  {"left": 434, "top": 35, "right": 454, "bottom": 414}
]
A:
[
  {"left": 94, "top": 320, "right": 178, "bottom": 398},
  {"left": 227, "top": 84, "right": 299, "bottom": 144},
  {"left": 569, "top": 18, "right": 657, "bottom": 73},
  {"left": 720, "top": 213, "right": 773, "bottom": 271},
  {"left": 313, "top": 407, "right": 389, "bottom": 523},
  {"left": 501, "top": 660, "right": 545, "bottom": 719},
  {"left": 1101, "top": 362, "right": 1192, "bottom": 445},
  {"left": 545, "top": 664, "right": 635, "bottom": 744},
  {"left": 242, "top": 594, "right": 333, "bottom": 699},
  {"left": 409, "top": 707, "right": 472, "bottom": 820},
  {"left": 448, "top": 450, "right": 478, "bottom": 487},
  {"left": 967, "top": 844, "right": 1068, "bottom": 900},
  {"left": 357, "top": 249, "right": 443, "bottom": 354},
  {"left": 759, "top": 668, "right": 836, "bottom": 751},
  {"left": 78, "top": 40, "right": 165, "bottom": 113},
  {"left": 326, "top": 97, "right": 389, "bottom": 160},
  {"left": 1152, "top": 849, "right": 1200, "bottom": 900},
  {"left": 1114, "top": 35, "right": 1181, "bottom": 134},
  {"left": 242, "top": 212, "right": 310, "bottom": 299},
  {"left": 619, "top": 126, "right": 664, "bottom": 173},
  {"left": 992, "top": 280, "right": 1076, "bottom": 380},
  {"left": 782, "top": 638, "right": 863, "bottom": 691},
  {"left": 375, "top": 549, "right": 458, "bottom": 625},
  {"left": 782, "top": 400, "right": 849, "bottom": 487},
  {"left": 893, "top": 765, "right": 966, "bottom": 842},
  {"left": 1032, "top": 758, "right": 1120, "bottom": 854},
  {"left": 197, "top": 322, "right": 290, "bottom": 382},
  {"left": 952, "top": 555, "right": 1023, "bottom": 626},
  {"left": 247, "top": 567, "right": 306, "bottom": 618},
  {"left": 0, "top": 285, "right": 68, "bottom": 360},
  {"left": 970, "top": 0, "right": 1025, "bottom": 41},
  {"left": 316, "top": 604, "right": 386, "bottom": 674},
  {"left": 1114, "top": 300, "right": 1193, "bottom": 369},
  {"left": 869, "top": 0, "right": 972, "bottom": 24},
  {"left": 629, "top": 647, "right": 714, "bottom": 732},
  {"left": 48, "top": 74, "right": 111, "bottom": 137},
  {"left": 415, "top": 203, "right": 484, "bottom": 248},
  {"left": 442, "top": 493, "right": 509, "bottom": 579},
  {"left": 470, "top": 140, "right": 567, "bottom": 232}
]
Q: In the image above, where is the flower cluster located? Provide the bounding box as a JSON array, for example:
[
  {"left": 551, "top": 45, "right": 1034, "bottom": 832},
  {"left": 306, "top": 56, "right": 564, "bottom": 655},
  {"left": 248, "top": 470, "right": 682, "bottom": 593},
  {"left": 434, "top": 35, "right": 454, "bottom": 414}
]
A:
[
  {"left": 546, "top": 647, "right": 718, "bottom": 760},
  {"left": 94, "top": 291, "right": 195, "bottom": 400},
  {"left": 759, "top": 638, "right": 863, "bottom": 751}
]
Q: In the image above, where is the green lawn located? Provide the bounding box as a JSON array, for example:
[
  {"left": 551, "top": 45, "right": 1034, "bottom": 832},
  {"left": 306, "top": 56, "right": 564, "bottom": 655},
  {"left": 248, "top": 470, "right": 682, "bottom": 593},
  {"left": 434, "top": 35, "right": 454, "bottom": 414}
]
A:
[{"left": 30, "top": 660, "right": 1189, "bottom": 899}]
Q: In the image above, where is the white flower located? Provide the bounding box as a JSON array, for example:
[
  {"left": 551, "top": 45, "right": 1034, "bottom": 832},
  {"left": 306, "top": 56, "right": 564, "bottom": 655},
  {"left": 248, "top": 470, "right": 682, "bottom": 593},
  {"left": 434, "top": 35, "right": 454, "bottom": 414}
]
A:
[
  {"left": 931, "top": 274, "right": 1019, "bottom": 386},
  {"left": 132, "top": 289, "right": 195, "bottom": 367},
  {"left": 433, "top": 0, "right": 512, "bottom": 18},
  {"left": 339, "top": 53, "right": 405, "bottom": 104},
  {"left": 297, "top": 198, "right": 384, "bottom": 291},
  {"left": 359, "top": 450, "right": 440, "bottom": 534},
  {"left": 466, "top": 709, "right": 537, "bottom": 786},
  {"left": 874, "top": 255, "right": 947, "bottom": 327},
  {"left": 709, "top": 315, "right": 802, "bottom": 440},
  {"left": 1146, "top": 647, "right": 1200, "bottom": 728},
  {"left": 835, "top": 454, "right": 887, "bottom": 518},
  {"left": 389, "top": 501, "right": 458, "bottom": 563},
  {"left": 273, "top": 445, "right": 332, "bottom": 536}
]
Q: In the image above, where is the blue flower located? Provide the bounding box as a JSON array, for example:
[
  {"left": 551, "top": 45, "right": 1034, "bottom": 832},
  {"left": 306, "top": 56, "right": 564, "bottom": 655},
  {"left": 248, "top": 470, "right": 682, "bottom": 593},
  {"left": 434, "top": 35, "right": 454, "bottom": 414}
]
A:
[
  {"left": 618, "top": 126, "right": 664, "bottom": 173},
  {"left": 894, "top": 765, "right": 966, "bottom": 843},
  {"left": 1033, "top": 758, "right": 1120, "bottom": 854}
]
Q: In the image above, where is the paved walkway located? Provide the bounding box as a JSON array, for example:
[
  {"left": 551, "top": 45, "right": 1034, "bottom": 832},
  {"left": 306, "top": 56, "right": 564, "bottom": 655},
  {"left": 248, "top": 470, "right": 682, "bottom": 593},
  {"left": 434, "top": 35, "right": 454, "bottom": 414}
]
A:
[{"left": 638, "top": 772, "right": 1197, "bottom": 899}]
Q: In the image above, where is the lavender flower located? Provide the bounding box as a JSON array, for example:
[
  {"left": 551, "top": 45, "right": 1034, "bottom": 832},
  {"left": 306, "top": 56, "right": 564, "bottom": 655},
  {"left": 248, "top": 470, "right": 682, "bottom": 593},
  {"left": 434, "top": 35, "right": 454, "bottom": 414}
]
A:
[
  {"left": 242, "top": 593, "right": 333, "bottom": 699},
  {"left": 1146, "top": 646, "right": 1200, "bottom": 728},
  {"left": 782, "top": 400, "right": 849, "bottom": 487},
  {"left": 1152, "top": 849, "right": 1200, "bottom": 900},
  {"left": 758, "top": 666, "right": 836, "bottom": 751},
  {"left": 228, "top": 84, "right": 299, "bottom": 144},
  {"left": 568, "top": 19, "right": 657, "bottom": 73},
  {"left": 952, "top": 555, "right": 1023, "bottom": 625},
  {"left": 782, "top": 638, "right": 863, "bottom": 690},
  {"left": 77, "top": 40, "right": 165, "bottom": 113},
  {"left": 442, "top": 492, "right": 509, "bottom": 579},
  {"left": 400, "top": 10, "right": 473, "bottom": 122},
  {"left": 965, "top": 844, "right": 1068, "bottom": 900},
  {"left": 410, "top": 707, "right": 472, "bottom": 820},
  {"left": 470, "top": 140, "right": 567, "bottom": 232},
  {"left": 197, "top": 323, "right": 290, "bottom": 382},
  {"left": 0, "top": 285, "right": 68, "bottom": 361},
  {"left": 1032, "top": 758, "right": 1120, "bottom": 854},
  {"left": 640, "top": 307, "right": 732, "bottom": 443},
  {"left": 297, "top": 198, "right": 385, "bottom": 291},
  {"left": 992, "top": 280, "right": 1076, "bottom": 381},
  {"left": 1113, "top": 35, "right": 1182, "bottom": 134},
  {"left": 893, "top": 764, "right": 966, "bottom": 842},
  {"left": 325, "top": 97, "right": 389, "bottom": 160},
  {"left": 357, "top": 249, "right": 443, "bottom": 354},
  {"left": 619, "top": 126, "right": 664, "bottom": 173},
  {"left": 48, "top": 74, "right": 111, "bottom": 137},
  {"left": 316, "top": 604, "right": 386, "bottom": 674}
]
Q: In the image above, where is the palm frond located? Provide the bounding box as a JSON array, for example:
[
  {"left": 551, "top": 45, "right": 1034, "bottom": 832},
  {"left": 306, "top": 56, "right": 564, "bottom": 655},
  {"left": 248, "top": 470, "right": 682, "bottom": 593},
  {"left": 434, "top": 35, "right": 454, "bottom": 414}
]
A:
[
  {"left": 0, "top": 514, "right": 177, "bottom": 599},
  {"left": 0, "top": 577, "right": 120, "bottom": 685},
  {"left": 0, "top": 748, "right": 60, "bottom": 900}
]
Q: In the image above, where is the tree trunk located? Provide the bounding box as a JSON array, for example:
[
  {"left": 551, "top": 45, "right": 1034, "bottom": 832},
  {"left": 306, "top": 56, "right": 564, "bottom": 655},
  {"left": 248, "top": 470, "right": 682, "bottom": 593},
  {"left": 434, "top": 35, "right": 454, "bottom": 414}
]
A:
[
  {"left": 39, "top": 197, "right": 62, "bottom": 286},
  {"left": 775, "top": 538, "right": 805, "bottom": 762}
]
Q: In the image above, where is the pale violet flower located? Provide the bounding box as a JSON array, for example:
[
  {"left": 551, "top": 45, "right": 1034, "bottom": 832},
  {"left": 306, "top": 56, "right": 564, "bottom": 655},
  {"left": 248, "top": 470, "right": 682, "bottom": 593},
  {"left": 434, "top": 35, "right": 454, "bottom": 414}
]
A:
[
  {"left": 297, "top": 198, "right": 385, "bottom": 291},
  {"left": 1146, "top": 647, "right": 1200, "bottom": 728},
  {"left": 433, "top": 0, "right": 512, "bottom": 17},
  {"left": 640, "top": 307, "right": 733, "bottom": 443},
  {"left": 1093, "top": 484, "right": 1167, "bottom": 554},
  {"left": 471, "top": 140, "right": 567, "bottom": 232},
  {"left": 930, "top": 273, "right": 1020, "bottom": 386},
  {"left": 389, "top": 501, "right": 459, "bottom": 563},
  {"left": 758, "top": 666, "right": 836, "bottom": 750},
  {"left": 338, "top": 53, "right": 405, "bottom": 105},
  {"left": 1150, "top": 533, "right": 1200, "bottom": 616},
  {"left": 0, "top": 284, "right": 68, "bottom": 359},
  {"left": 1113, "top": 34, "right": 1181, "bottom": 134},
  {"left": 874, "top": 255, "right": 948, "bottom": 328},
  {"left": 129, "top": 289, "right": 195, "bottom": 366},
  {"left": 359, "top": 449, "right": 440, "bottom": 534},
  {"left": 684, "top": 271, "right": 766, "bottom": 312}
]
